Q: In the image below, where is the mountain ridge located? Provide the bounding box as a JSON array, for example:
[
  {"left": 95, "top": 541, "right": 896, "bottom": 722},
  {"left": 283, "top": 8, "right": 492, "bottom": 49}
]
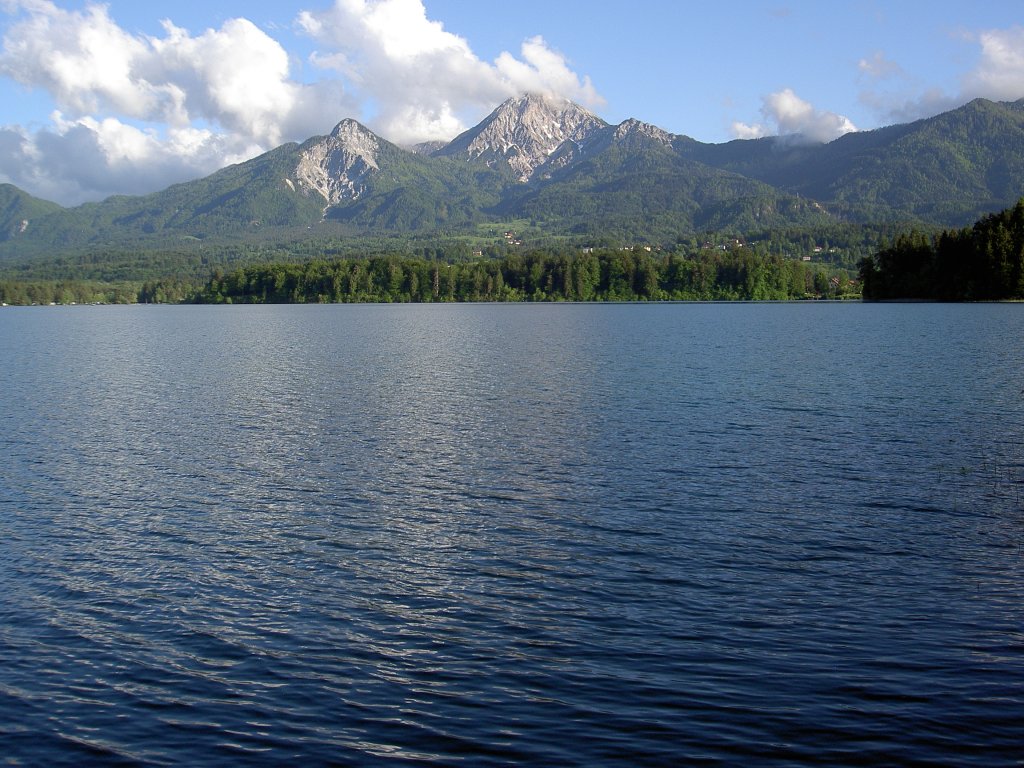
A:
[
  {"left": 434, "top": 93, "right": 608, "bottom": 181},
  {"left": 2, "top": 94, "right": 1023, "bottom": 268}
]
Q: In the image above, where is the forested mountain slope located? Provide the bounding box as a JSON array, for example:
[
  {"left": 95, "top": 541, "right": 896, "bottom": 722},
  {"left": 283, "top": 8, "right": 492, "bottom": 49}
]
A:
[{"left": 1, "top": 95, "right": 1022, "bottom": 276}]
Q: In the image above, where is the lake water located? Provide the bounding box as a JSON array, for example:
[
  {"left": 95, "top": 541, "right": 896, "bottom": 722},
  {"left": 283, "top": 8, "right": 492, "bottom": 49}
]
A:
[{"left": 1, "top": 302, "right": 1022, "bottom": 765}]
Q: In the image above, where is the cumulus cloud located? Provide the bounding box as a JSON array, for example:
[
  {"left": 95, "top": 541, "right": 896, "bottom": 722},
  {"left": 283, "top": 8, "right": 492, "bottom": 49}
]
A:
[
  {"left": 963, "top": 26, "right": 1024, "bottom": 102},
  {"left": 0, "top": 1, "right": 348, "bottom": 141},
  {"left": 732, "top": 88, "right": 857, "bottom": 143},
  {"left": 495, "top": 35, "right": 602, "bottom": 106},
  {"left": 731, "top": 121, "right": 770, "bottom": 140},
  {"left": 298, "top": 0, "right": 603, "bottom": 145},
  {"left": 0, "top": 113, "right": 259, "bottom": 205},
  {"left": 0, "top": 0, "right": 601, "bottom": 204},
  {"left": 0, "top": 0, "right": 349, "bottom": 203}
]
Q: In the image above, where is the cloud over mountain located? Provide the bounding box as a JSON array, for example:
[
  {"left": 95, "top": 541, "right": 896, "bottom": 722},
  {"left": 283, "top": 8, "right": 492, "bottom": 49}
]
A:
[
  {"left": 735, "top": 24, "right": 1024, "bottom": 144},
  {"left": 297, "top": 0, "right": 603, "bottom": 145},
  {"left": 732, "top": 89, "right": 857, "bottom": 143},
  {"left": 0, "top": 0, "right": 347, "bottom": 203},
  {"left": 0, "top": 0, "right": 601, "bottom": 204},
  {"left": 964, "top": 26, "right": 1024, "bottom": 103},
  {"left": 856, "top": 26, "right": 1024, "bottom": 127},
  {"left": 0, "top": 1, "right": 1020, "bottom": 206}
]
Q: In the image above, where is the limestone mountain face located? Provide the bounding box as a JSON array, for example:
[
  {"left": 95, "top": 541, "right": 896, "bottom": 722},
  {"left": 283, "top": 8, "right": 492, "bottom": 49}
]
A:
[
  {"left": 534, "top": 117, "right": 678, "bottom": 179},
  {"left": 610, "top": 118, "right": 675, "bottom": 146},
  {"left": 294, "top": 119, "right": 381, "bottom": 205},
  {"left": 435, "top": 93, "right": 608, "bottom": 181}
]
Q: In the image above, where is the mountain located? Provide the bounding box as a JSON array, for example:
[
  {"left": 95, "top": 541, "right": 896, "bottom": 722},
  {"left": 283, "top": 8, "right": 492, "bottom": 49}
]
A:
[
  {"left": 295, "top": 119, "right": 385, "bottom": 206},
  {"left": 0, "top": 184, "right": 63, "bottom": 240},
  {"left": 0, "top": 118, "right": 509, "bottom": 258},
  {"left": 495, "top": 116, "right": 832, "bottom": 237},
  {"left": 435, "top": 93, "right": 607, "bottom": 181},
  {"left": 2, "top": 94, "right": 1024, "bottom": 275},
  {"left": 681, "top": 97, "right": 1024, "bottom": 225},
  {"left": 293, "top": 119, "right": 508, "bottom": 230}
]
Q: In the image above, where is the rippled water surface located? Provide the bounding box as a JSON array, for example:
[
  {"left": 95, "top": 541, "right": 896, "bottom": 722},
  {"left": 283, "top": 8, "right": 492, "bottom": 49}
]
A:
[{"left": 1, "top": 302, "right": 1022, "bottom": 765}]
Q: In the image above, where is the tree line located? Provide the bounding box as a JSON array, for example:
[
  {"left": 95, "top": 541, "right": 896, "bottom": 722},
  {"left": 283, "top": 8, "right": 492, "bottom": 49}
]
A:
[
  {"left": 0, "top": 246, "right": 858, "bottom": 306},
  {"left": 0, "top": 279, "right": 145, "bottom": 306},
  {"left": 859, "top": 198, "right": 1024, "bottom": 300},
  {"left": 196, "top": 247, "right": 854, "bottom": 304}
]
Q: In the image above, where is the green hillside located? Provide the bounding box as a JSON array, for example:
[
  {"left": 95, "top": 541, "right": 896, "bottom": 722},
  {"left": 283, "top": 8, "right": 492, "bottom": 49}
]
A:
[
  {"left": 0, "top": 184, "right": 64, "bottom": 240},
  {"left": 684, "top": 98, "right": 1024, "bottom": 226},
  {"left": 2, "top": 97, "right": 1024, "bottom": 284}
]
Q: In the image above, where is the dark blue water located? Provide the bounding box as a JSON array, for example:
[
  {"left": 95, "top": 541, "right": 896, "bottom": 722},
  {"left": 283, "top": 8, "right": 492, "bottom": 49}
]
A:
[{"left": 1, "top": 303, "right": 1022, "bottom": 765}]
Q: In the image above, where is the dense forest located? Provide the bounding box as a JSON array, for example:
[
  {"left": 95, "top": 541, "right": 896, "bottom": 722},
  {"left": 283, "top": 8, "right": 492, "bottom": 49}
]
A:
[
  {"left": 859, "top": 198, "right": 1024, "bottom": 300},
  {"left": 0, "top": 244, "right": 856, "bottom": 305},
  {"left": 0, "top": 279, "right": 146, "bottom": 306},
  {"left": 194, "top": 247, "right": 855, "bottom": 304},
  {"left": 10, "top": 199, "right": 1024, "bottom": 305},
  {"left": 0, "top": 213, "right": 913, "bottom": 306}
]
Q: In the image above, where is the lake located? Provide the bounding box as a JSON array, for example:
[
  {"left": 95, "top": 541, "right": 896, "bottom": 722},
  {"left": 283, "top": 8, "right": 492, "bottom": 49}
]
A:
[{"left": 1, "top": 302, "right": 1022, "bottom": 765}]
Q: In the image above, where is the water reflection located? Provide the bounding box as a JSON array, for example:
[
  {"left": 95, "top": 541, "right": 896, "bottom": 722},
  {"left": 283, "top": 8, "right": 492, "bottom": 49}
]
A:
[{"left": 1, "top": 303, "right": 1022, "bottom": 765}]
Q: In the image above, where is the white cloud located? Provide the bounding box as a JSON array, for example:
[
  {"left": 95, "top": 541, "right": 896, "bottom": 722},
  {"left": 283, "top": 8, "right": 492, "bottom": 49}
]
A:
[
  {"left": 858, "top": 26, "right": 1024, "bottom": 128},
  {"left": 730, "top": 121, "right": 770, "bottom": 140},
  {"left": 963, "top": 26, "right": 1024, "bottom": 102},
  {"left": 0, "top": 1, "right": 348, "bottom": 145},
  {"left": 495, "top": 36, "right": 601, "bottom": 107},
  {"left": 0, "top": 113, "right": 253, "bottom": 205},
  {"left": 0, "top": 0, "right": 352, "bottom": 203},
  {"left": 0, "top": 0, "right": 602, "bottom": 203},
  {"left": 732, "top": 88, "right": 857, "bottom": 143},
  {"left": 0, "top": 1, "right": 149, "bottom": 117},
  {"left": 298, "top": 0, "right": 603, "bottom": 145}
]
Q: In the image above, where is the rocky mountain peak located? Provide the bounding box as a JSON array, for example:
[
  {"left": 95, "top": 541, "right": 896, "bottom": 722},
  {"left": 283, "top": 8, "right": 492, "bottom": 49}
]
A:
[
  {"left": 326, "top": 119, "right": 382, "bottom": 169},
  {"left": 613, "top": 118, "right": 675, "bottom": 145},
  {"left": 437, "top": 92, "right": 607, "bottom": 181},
  {"left": 294, "top": 119, "right": 381, "bottom": 207},
  {"left": 330, "top": 118, "right": 376, "bottom": 144}
]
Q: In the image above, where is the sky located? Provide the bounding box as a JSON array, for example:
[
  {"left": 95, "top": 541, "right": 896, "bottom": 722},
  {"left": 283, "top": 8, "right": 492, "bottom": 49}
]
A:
[{"left": 0, "top": 0, "right": 1021, "bottom": 206}]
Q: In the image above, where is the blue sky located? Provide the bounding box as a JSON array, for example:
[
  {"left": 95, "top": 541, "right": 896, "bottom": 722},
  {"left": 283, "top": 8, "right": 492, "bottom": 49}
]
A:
[{"left": 0, "top": 0, "right": 1021, "bottom": 205}]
